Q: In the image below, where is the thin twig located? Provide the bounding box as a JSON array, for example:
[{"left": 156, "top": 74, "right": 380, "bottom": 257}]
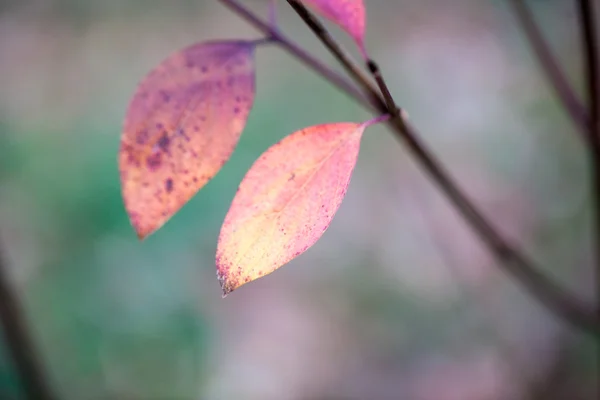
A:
[
  {"left": 367, "top": 60, "right": 399, "bottom": 116},
  {"left": 508, "top": 0, "right": 589, "bottom": 134},
  {"left": 0, "top": 242, "right": 56, "bottom": 399},
  {"left": 577, "top": 6, "right": 600, "bottom": 386},
  {"left": 268, "top": 0, "right": 277, "bottom": 28},
  {"left": 219, "top": 0, "right": 600, "bottom": 335}
]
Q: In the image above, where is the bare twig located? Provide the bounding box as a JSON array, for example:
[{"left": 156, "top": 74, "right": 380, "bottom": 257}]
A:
[
  {"left": 0, "top": 242, "right": 56, "bottom": 399},
  {"left": 576, "top": 9, "right": 600, "bottom": 395},
  {"left": 220, "top": 0, "right": 600, "bottom": 335},
  {"left": 367, "top": 60, "right": 399, "bottom": 116},
  {"left": 508, "top": 0, "right": 589, "bottom": 134},
  {"left": 268, "top": 0, "right": 277, "bottom": 28}
]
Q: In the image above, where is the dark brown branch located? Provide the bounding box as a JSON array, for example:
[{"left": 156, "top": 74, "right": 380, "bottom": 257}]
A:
[
  {"left": 508, "top": 0, "right": 589, "bottom": 134},
  {"left": 285, "top": 0, "right": 599, "bottom": 335},
  {"left": 577, "top": 0, "right": 600, "bottom": 347},
  {"left": 367, "top": 60, "right": 399, "bottom": 116},
  {"left": 221, "top": 0, "right": 600, "bottom": 335},
  {"left": 0, "top": 243, "right": 56, "bottom": 399}
]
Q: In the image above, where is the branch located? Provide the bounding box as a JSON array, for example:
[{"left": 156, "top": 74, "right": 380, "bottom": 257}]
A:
[
  {"left": 0, "top": 242, "right": 56, "bottom": 399},
  {"left": 219, "top": 0, "right": 375, "bottom": 111},
  {"left": 285, "top": 0, "right": 599, "bottom": 335},
  {"left": 508, "top": 0, "right": 589, "bottom": 134},
  {"left": 577, "top": 0, "right": 600, "bottom": 322},
  {"left": 220, "top": 0, "right": 600, "bottom": 335}
]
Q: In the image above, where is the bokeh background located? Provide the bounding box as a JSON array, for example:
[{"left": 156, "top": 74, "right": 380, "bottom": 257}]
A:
[{"left": 0, "top": 0, "right": 598, "bottom": 399}]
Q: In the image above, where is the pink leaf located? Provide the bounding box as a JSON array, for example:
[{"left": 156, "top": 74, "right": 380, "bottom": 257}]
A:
[
  {"left": 119, "top": 40, "right": 256, "bottom": 239},
  {"left": 216, "top": 120, "right": 376, "bottom": 295},
  {"left": 302, "top": 0, "right": 366, "bottom": 56}
]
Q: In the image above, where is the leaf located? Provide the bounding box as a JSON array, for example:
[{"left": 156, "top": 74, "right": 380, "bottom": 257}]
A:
[
  {"left": 302, "top": 0, "right": 366, "bottom": 56},
  {"left": 119, "top": 40, "right": 256, "bottom": 239},
  {"left": 216, "top": 121, "right": 372, "bottom": 295}
]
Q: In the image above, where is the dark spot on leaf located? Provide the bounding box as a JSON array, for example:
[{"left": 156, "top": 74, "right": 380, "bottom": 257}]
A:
[
  {"left": 288, "top": 173, "right": 295, "bottom": 181},
  {"left": 177, "top": 128, "right": 191, "bottom": 142},
  {"left": 122, "top": 144, "right": 139, "bottom": 166},
  {"left": 233, "top": 106, "right": 240, "bottom": 115},
  {"left": 165, "top": 178, "right": 173, "bottom": 193},
  {"left": 159, "top": 90, "right": 170, "bottom": 103},
  {"left": 201, "top": 66, "right": 208, "bottom": 73},
  {"left": 136, "top": 129, "right": 149, "bottom": 144},
  {"left": 146, "top": 153, "right": 162, "bottom": 170},
  {"left": 157, "top": 133, "right": 170, "bottom": 152}
]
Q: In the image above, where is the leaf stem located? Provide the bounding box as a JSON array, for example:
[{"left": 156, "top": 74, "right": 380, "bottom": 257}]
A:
[
  {"left": 508, "top": 0, "right": 589, "bottom": 135},
  {"left": 0, "top": 243, "right": 56, "bottom": 399},
  {"left": 268, "top": 0, "right": 278, "bottom": 28},
  {"left": 221, "top": 0, "right": 600, "bottom": 336},
  {"left": 251, "top": 37, "right": 278, "bottom": 47},
  {"left": 363, "top": 113, "right": 391, "bottom": 127}
]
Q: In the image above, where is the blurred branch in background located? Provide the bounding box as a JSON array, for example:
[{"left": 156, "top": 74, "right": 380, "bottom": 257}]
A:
[
  {"left": 576, "top": 0, "right": 600, "bottom": 301},
  {"left": 508, "top": 0, "right": 589, "bottom": 134},
  {"left": 576, "top": 2, "right": 600, "bottom": 398},
  {"left": 0, "top": 242, "right": 55, "bottom": 399}
]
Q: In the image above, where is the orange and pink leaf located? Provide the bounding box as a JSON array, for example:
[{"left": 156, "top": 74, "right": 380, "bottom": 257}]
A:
[
  {"left": 119, "top": 41, "right": 256, "bottom": 239},
  {"left": 216, "top": 121, "right": 373, "bottom": 295},
  {"left": 302, "top": 0, "right": 366, "bottom": 56}
]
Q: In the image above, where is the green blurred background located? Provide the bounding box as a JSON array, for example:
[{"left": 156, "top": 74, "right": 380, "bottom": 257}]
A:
[{"left": 0, "top": 0, "right": 597, "bottom": 399}]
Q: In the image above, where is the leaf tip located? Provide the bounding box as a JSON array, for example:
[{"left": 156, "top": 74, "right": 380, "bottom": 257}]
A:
[
  {"left": 136, "top": 228, "right": 150, "bottom": 241},
  {"left": 126, "top": 209, "right": 155, "bottom": 241},
  {"left": 217, "top": 269, "right": 235, "bottom": 298},
  {"left": 216, "top": 256, "right": 236, "bottom": 297}
]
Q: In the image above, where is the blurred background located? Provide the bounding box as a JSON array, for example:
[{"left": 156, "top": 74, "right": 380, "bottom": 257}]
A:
[{"left": 0, "top": 0, "right": 598, "bottom": 398}]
